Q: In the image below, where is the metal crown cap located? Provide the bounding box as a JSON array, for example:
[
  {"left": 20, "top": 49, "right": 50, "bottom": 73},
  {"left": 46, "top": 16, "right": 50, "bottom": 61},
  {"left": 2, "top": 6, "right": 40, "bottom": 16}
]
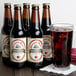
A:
[
  {"left": 43, "top": 3, "right": 50, "bottom": 6},
  {"left": 14, "top": 4, "right": 21, "bottom": 7},
  {"left": 23, "top": 3, "right": 30, "bottom": 6},
  {"left": 32, "top": 4, "right": 39, "bottom": 7},
  {"left": 4, "top": 3, "right": 11, "bottom": 6}
]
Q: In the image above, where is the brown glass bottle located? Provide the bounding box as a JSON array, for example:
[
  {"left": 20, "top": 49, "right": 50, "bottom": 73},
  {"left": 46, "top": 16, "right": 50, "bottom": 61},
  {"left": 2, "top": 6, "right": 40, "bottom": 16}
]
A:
[
  {"left": 41, "top": 3, "right": 53, "bottom": 66},
  {"left": 10, "top": 4, "right": 27, "bottom": 68},
  {"left": 23, "top": 3, "right": 31, "bottom": 66},
  {"left": 28, "top": 4, "right": 43, "bottom": 69},
  {"left": 2, "top": 3, "right": 13, "bottom": 65}
]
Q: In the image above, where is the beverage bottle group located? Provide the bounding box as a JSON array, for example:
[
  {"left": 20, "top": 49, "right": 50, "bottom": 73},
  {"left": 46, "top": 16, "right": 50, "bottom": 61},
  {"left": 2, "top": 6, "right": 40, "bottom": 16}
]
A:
[{"left": 1, "top": 3, "right": 52, "bottom": 68}]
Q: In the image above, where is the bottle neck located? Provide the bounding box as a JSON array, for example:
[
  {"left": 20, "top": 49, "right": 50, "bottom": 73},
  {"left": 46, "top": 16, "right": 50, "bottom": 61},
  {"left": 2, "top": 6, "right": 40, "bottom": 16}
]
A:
[
  {"left": 30, "top": 6, "right": 42, "bottom": 37},
  {"left": 31, "top": 7, "right": 41, "bottom": 34},
  {"left": 23, "top": 7, "right": 30, "bottom": 20},
  {"left": 4, "top": 7, "right": 12, "bottom": 26},
  {"left": 23, "top": 7, "right": 30, "bottom": 27},
  {"left": 31, "top": 9, "right": 40, "bottom": 24},
  {"left": 14, "top": 8, "right": 23, "bottom": 30},
  {"left": 42, "top": 7, "right": 51, "bottom": 25},
  {"left": 42, "top": 6, "right": 51, "bottom": 19}
]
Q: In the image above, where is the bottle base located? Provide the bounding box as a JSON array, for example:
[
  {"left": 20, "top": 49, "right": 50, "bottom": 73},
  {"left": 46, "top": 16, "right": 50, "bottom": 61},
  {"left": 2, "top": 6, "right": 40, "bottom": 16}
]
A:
[
  {"left": 2, "top": 57, "right": 11, "bottom": 66},
  {"left": 27, "top": 62, "right": 43, "bottom": 69},
  {"left": 43, "top": 58, "right": 53, "bottom": 66},
  {"left": 10, "top": 61, "right": 26, "bottom": 69}
]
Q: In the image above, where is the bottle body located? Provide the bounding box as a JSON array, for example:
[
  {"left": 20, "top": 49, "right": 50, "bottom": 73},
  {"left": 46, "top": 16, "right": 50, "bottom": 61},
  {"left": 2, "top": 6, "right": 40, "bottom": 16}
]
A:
[
  {"left": 41, "top": 3, "right": 53, "bottom": 66},
  {"left": 10, "top": 5, "right": 27, "bottom": 68},
  {"left": 28, "top": 5, "right": 43, "bottom": 69},
  {"left": 2, "top": 3, "right": 12, "bottom": 65}
]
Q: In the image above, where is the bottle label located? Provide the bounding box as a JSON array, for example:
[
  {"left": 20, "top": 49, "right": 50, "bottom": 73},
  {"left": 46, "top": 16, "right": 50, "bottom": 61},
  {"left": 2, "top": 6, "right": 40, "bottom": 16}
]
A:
[
  {"left": 10, "top": 38, "right": 26, "bottom": 62},
  {"left": 28, "top": 38, "right": 43, "bottom": 63},
  {"left": 2, "top": 35, "right": 10, "bottom": 58},
  {"left": 43, "top": 35, "right": 53, "bottom": 58}
]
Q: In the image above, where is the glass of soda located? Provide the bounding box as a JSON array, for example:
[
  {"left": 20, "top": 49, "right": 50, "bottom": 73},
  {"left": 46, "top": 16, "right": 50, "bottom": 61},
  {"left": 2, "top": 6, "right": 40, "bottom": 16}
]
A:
[{"left": 51, "top": 23, "right": 73, "bottom": 69}]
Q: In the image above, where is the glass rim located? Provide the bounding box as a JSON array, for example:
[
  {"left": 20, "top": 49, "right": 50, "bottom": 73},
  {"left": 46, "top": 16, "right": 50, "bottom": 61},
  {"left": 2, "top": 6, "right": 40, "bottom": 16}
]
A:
[
  {"left": 50, "top": 23, "right": 74, "bottom": 32},
  {"left": 51, "top": 23, "right": 74, "bottom": 27}
]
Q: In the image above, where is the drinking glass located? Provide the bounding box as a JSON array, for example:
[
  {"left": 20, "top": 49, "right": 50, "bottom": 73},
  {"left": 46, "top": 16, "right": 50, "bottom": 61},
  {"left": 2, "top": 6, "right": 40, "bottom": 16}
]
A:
[{"left": 51, "top": 23, "right": 73, "bottom": 69}]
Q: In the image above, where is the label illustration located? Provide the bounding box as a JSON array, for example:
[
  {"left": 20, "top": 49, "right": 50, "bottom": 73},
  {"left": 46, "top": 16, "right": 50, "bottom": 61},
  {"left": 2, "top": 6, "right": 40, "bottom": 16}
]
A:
[
  {"left": 2, "top": 35, "right": 10, "bottom": 58},
  {"left": 10, "top": 38, "right": 26, "bottom": 62},
  {"left": 43, "top": 35, "right": 52, "bottom": 58},
  {"left": 28, "top": 38, "right": 43, "bottom": 63}
]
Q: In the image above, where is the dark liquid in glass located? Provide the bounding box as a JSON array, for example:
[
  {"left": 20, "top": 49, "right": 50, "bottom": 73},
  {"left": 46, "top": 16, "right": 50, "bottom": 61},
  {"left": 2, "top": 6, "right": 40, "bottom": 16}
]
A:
[{"left": 52, "top": 28, "right": 73, "bottom": 67}]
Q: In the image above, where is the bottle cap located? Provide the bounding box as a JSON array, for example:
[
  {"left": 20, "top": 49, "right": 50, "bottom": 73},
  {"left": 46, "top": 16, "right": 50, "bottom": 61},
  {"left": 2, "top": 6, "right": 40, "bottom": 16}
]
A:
[
  {"left": 4, "top": 3, "right": 11, "bottom": 6},
  {"left": 43, "top": 3, "right": 50, "bottom": 6},
  {"left": 14, "top": 4, "right": 21, "bottom": 7},
  {"left": 32, "top": 4, "right": 39, "bottom": 7},
  {"left": 23, "top": 3, "right": 30, "bottom": 8},
  {"left": 23, "top": 3, "right": 30, "bottom": 6}
]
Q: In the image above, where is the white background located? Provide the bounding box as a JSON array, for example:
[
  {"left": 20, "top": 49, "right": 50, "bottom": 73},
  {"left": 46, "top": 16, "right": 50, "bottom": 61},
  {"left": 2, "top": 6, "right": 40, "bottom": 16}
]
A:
[{"left": 0, "top": 0, "right": 76, "bottom": 50}]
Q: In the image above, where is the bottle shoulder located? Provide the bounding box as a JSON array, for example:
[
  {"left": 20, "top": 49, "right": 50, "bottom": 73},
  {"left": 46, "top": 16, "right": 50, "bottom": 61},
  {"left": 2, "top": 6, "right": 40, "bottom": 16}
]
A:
[
  {"left": 41, "top": 26, "right": 51, "bottom": 35},
  {"left": 30, "top": 31, "right": 43, "bottom": 38},
  {"left": 29, "top": 23, "right": 42, "bottom": 36},
  {"left": 1, "top": 25, "right": 11, "bottom": 35},
  {"left": 10, "top": 28, "right": 28, "bottom": 38}
]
